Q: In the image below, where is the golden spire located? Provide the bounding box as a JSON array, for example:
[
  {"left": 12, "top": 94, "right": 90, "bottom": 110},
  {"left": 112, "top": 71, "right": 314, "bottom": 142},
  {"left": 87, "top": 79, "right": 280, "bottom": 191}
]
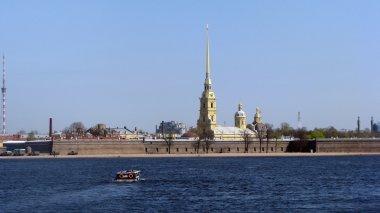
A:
[{"left": 205, "top": 24, "right": 211, "bottom": 87}]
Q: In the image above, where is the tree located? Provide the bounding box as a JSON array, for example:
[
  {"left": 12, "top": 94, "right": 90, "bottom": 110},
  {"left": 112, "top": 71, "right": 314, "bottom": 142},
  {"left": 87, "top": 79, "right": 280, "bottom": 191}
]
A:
[
  {"left": 280, "top": 122, "right": 293, "bottom": 136},
  {"left": 308, "top": 129, "right": 325, "bottom": 139},
  {"left": 266, "top": 123, "right": 274, "bottom": 153},
  {"left": 256, "top": 123, "right": 267, "bottom": 153},
  {"left": 243, "top": 129, "right": 253, "bottom": 153},
  {"left": 160, "top": 121, "right": 176, "bottom": 154},
  {"left": 193, "top": 135, "right": 202, "bottom": 154},
  {"left": 361, "top": 128, "right": 372, "bottom": 138},
  {"left": 63, "top": 122, "right": 86, "bottom": 137},
  {"left": 294, "top": 127, "right": 308, "bottom": 140},
  {"left": 202, "top": 130, "right": 214, "bottom": 153},
  {"left": 27, "top": 130, "right": 38, "bottom": 141},
  {"left": 16, "top": 130, "right": 26, "bottom": 136},
  {"left": 162, "top": 132, "right": 175, "bottom": 154},
  {"left": 324, "top": 126, "right": 339, "bottom": 138}
]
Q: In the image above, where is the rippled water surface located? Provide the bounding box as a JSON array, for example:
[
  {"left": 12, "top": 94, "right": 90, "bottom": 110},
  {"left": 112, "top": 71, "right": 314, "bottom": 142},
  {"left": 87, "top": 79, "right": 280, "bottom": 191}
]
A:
[{"left": 1, "top": 156, "right": 380, "bottom": 212}]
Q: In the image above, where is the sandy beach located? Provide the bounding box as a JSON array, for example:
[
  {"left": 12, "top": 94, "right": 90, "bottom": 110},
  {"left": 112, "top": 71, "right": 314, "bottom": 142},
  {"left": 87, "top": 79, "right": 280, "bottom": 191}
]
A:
[{"left": 1, "top": 152, "right": 380, "bottom": 159}]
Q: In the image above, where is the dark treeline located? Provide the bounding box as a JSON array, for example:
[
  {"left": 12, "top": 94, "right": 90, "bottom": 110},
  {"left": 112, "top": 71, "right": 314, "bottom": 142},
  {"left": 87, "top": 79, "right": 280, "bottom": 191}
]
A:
[{"left": 266, "top": 122, "right": 373, "bottom": 140}]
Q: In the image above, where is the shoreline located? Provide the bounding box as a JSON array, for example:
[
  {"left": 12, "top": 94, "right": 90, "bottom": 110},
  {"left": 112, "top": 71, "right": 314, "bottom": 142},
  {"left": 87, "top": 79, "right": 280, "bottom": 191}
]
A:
[{"left": 1, "top": 152, "right": 380, "bottom": 159}]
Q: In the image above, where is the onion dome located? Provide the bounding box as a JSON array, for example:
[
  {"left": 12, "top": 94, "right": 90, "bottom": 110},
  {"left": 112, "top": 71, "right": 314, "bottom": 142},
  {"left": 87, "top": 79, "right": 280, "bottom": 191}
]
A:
[{"left": 235, "top": 102, "right": 246, "bottom": 117}]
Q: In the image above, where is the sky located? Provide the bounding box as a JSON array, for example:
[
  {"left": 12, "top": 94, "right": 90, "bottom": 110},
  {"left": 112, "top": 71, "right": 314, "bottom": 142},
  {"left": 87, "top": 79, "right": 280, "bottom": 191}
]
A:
[{"left": 0, "top": 0, "right": 379, "bottom": 134}]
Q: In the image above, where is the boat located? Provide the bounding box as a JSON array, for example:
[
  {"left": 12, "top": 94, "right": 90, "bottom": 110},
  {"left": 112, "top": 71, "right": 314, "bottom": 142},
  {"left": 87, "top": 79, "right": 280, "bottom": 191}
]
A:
[{"left": 114, "top": 170, "right": 141, "bottom": 182}]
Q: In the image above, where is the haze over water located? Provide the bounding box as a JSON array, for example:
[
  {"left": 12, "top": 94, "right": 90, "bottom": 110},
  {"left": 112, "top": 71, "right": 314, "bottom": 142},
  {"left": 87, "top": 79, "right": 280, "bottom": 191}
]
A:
[{"left": 1, "top": 156, "right": 380, "bottom": 212}]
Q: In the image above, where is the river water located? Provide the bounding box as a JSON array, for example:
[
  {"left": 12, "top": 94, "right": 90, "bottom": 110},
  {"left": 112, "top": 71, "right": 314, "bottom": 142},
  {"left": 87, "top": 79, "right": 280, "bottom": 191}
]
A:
[{"left": 1, "top": 156, "right": 380, "bottom": 212}]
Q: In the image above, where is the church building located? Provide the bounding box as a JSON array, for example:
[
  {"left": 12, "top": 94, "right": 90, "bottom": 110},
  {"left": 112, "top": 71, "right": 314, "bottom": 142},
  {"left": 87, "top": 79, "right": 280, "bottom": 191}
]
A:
[{"left": 196, "top": 26, "right": 258, "bottom": 140}]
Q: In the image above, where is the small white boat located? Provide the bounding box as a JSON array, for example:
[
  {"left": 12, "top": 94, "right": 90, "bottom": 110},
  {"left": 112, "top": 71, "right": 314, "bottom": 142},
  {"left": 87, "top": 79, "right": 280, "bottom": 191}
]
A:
[{"left": 114, "top": 170, "right": 141, "bottom": 182}]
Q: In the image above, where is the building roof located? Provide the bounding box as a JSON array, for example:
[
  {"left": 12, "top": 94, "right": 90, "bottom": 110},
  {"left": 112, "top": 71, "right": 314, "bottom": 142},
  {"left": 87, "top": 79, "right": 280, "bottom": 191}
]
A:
[
  {"left": 213, "top": 126, "right": 255, "bottom": 135},
  {"left": 181, "top": 131, "right": 198, "bottom": 138}
]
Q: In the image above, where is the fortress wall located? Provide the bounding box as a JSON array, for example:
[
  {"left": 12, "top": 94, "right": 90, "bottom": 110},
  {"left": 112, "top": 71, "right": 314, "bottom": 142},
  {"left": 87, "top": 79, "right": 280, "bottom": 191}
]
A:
[
  {"left": 52, "top": 139, "right": 380, "bottom": 155},
  {"left": 52, "top": 140, "right": 289, "bottom": 155},
  {"left": 316, "top": 140, "right": 380, "bottom": 152},
  {"left": 52, "top": 140, "right": 145, "bottom": 155}
]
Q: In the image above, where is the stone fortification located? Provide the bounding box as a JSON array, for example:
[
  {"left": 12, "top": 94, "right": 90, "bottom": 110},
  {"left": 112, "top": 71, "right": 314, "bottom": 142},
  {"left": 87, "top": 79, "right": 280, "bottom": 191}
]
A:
[
  {"left": 52, "top": 139, "right": 288, "bottom": 155},
  {"left": 51, "top": 138, "right": 380, "bottom": 155},
  {"left": 316, "top": 139, "right": 380, "bottom": 152}
]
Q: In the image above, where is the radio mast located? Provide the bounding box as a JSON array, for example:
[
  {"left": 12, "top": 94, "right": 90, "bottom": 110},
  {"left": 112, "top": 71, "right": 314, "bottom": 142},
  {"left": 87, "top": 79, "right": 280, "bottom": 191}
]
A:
[
  {"left": 2, "top": 55, "right": 6, "bottom": 134},
  {"left": 297, "top": 111, "right": 302, "bottom": 129}
]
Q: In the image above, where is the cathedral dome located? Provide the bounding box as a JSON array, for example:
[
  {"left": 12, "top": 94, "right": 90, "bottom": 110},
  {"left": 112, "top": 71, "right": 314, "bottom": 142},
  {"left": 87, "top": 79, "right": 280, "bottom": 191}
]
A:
[
  {"left": 235, "top": 110, "right": 246, "bottom": 117},
  {"left": 235, "top": 102, "right": 246, "bottom": 117}
]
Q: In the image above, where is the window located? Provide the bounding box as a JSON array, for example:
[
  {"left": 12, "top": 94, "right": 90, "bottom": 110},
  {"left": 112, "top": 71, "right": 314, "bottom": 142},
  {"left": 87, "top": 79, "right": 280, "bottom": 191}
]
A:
[
  {"left": 156, "top": 148, "right": 159, "bottom": 152},
  {"left": 177, "top": 148, "right": 179, "bottom": 152},
  {"left": 254, "top": 147, "right": 256, "bottom": 152},
  {"left": 271, "top": 147, "right": 274, "bottom": 152},
  {"left": 166, "top": 148, "right": 169, "bottom": 152},
  {"left": 203, "top": 103, "right": 206, "bottom": 108},
  {"left": 185, "top": 148, "right": 188, "bottom": 152},
  {"left": 237, "top": 147, "right": 239, "bottom": 152},
  {"left": 145, "top": 148, "right": 148, "bottom": 153},
  {"left": 211, "top": 103, "right": 213, "bottom": 108},
  {"left": 203, "top": 116, "right": 205, "bottom": 122}
]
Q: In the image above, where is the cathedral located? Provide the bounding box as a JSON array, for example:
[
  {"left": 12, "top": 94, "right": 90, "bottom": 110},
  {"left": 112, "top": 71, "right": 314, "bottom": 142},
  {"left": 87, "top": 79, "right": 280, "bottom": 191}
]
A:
[{"left": 196, "top": 26, "right": 259, "bottom": 140}]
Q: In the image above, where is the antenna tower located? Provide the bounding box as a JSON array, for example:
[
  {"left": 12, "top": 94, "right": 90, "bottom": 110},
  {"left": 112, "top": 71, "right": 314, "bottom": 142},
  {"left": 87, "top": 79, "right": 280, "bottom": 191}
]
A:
[
  {"left": 297, "top": 111, "right": 302, "bottom": 129},
  {"left": 2, "top": 55, "right": 6, "bottom": 134}
]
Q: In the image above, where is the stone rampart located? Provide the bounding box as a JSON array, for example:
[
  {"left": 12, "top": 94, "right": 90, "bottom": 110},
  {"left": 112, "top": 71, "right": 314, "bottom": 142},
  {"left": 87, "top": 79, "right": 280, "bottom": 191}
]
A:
[
  {"left": 52, "top": 139, "right": 288, "bottom": 155},
  {"left": 316, "top": 139, "right": 380, "bottom": 152},
  {"left": 51, "top": 138, "right": 380, "bottom": 155}
]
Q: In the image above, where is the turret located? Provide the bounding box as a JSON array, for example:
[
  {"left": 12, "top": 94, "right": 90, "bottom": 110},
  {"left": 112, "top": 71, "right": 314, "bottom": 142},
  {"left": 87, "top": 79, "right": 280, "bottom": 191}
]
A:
[{"left": 235, "top": 102, "right": 246, "bottom": 129}]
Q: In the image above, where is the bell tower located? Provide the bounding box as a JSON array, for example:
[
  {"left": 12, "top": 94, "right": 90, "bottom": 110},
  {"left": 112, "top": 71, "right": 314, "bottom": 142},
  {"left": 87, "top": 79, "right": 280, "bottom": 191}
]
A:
[
  {"left": 235, "top": 102, "right": 246, "bottom": 129},
  {"left": 197, "top": 25, "right": 216, "bottom": 134}
]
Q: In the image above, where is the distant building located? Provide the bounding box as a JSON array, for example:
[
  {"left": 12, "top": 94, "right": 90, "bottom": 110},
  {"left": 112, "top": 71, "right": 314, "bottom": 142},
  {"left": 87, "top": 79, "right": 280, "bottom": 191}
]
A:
[
  {"left": 156, "top": 121, "right": 188, "bottom": 137},
  {"left": 107, "top": 127, "right": 144, "bottom": 140},
  {"left": 373, "top": 122, "right": 380, "bottom": 138}
]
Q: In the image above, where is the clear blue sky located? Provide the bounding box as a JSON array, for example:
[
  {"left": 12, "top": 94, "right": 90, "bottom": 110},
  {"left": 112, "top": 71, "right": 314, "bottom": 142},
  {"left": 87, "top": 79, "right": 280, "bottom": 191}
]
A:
[{"left": 1, "top": 0, "right": 379, "bottom": 134}]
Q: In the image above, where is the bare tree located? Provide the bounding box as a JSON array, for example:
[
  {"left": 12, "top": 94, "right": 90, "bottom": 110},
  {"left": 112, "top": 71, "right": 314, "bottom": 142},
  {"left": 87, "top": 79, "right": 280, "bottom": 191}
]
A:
[
  {"left": 193, "top": 135, "right": 202, "bottom": 154},
  {"left": 243, "top": 129, "right": 253, "bottom": 153},
  {"left": 159, "top": 121, "right": 175, "bottom": 154},
  {"left": 280, "top": 122, "right": 293, "bottom": 137},
  {"left": 202, "top": 130, "right": 214, "bottom": 153},
  {"left": 266, "top": 123, "right": 274, "bottom": 153},
  {"left": 27, "top": 130, "right": 38, "bottom": 141},
  {"left": 163, "top": 132, "right": 175, "bottom": 154},
  {"left": 63, "top": 122, "right": 86, "bottom": 138},
  {"left": 256, "top": 123, "right": 267, "bottom": 153}
]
